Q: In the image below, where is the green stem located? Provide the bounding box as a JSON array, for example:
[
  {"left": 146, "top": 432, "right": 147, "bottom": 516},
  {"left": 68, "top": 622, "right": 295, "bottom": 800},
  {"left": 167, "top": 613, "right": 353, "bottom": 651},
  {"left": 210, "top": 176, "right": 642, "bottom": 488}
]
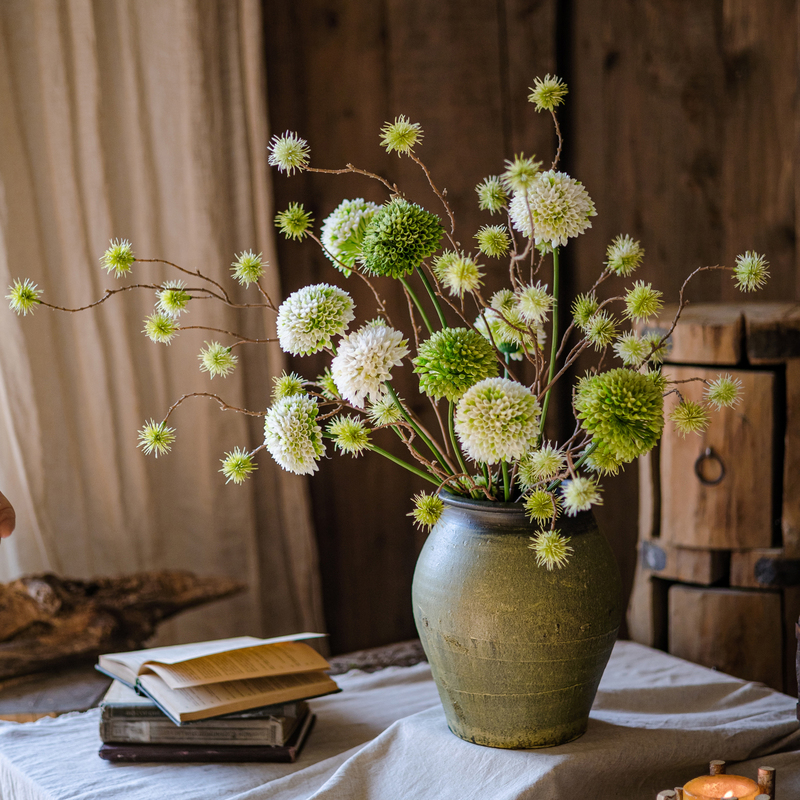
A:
[
  {"left": 538, "top": 246, "right": 560, "bottom": 446},
  {"left": 416, "top": 267, "right": 447, "bottom": 328},
  {"left": 546, "top": 441, "right": 599, "bottom": 493},
  {"left": 370, "top": 445, "right": 440, "bottom": 486},
  {"left": 384, "top": 383, "right": 454, "bottom": 474},
  {"left": 502, "top": 460, "right": 510, "bottom": 502},
  {"left": 483, "top": 463, "right": 492, "bottom": 495},
  {"left": 399, "top": 276, "right": 434, "bottom": 335},
  {"left": 448, "top": 402, "right": 469, "bottom": 477}
]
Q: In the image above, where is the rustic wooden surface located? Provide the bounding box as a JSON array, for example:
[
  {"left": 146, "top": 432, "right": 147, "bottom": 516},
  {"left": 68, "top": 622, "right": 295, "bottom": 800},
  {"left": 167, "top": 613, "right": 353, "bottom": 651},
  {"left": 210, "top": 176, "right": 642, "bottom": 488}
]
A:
[
  {"left": 660, "top": 366, "right": 775, "bottom": 550},
  {"left": 668, "top": 585, "right": 784, "bottom": 692},
  {"left": 783, "top": 359, "right": 800, "bottom": 558},
  {"left": 0, "top": 572, "right": 243, "bottom": 680},
  {"left": 263, "top": 1, "right": 800, "bottom": 654}
]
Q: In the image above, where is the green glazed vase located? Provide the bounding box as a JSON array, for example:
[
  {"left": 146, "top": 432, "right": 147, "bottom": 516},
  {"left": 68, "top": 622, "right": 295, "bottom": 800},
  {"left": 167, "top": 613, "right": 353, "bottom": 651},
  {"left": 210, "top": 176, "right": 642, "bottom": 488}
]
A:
[{"left": 412, "top": 490, "right": 622, "bottom": 749}]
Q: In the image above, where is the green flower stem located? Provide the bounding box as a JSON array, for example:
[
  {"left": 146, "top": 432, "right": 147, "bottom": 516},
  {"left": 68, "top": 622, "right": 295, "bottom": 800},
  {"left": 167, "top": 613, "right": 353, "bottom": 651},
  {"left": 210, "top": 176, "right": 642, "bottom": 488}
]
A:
[
  {"left": 416, "top": 267, "right": 447, "bottom": 328},
  {"left": 538, "top": 246, "right": 560, "bottom": 446},
  {"left": 448, "top": 402, "right": 469, "bottom": 477},
  {"left": 502, "top": 460, "right": 510, "bottom": 502},
  {"left": 384, "top": 383, "right": 454, "bottom": 474},
  {"left": 546, "top": 440, "right": 599, "bottom": 493},
  {"left": 399, "top": 276, "right": 434, "bottom": 334},
  {"left": 370, "top": 445, "right": 440, "bottom": 486}
]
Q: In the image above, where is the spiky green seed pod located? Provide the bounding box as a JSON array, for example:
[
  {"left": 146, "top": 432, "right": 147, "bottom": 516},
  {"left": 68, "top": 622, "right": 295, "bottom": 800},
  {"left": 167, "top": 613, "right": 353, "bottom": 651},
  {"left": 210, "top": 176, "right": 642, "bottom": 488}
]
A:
[
  {"left": 584, "top": 311, "right": 618, "bottom": 351},
  {"left": 380, "top": 116, "right": 423, "bottom": 154},
  {"left": 367, "top": 394, "right": 403, "bottom": 426},
  {"left": 733, "top": 251, "right": 769, "bottom": 292},
  {"left": 705, "top": 374, "right": 742, "bottom": 410},
  {"left": 475, "top": 176, "right": 508, "bottom": 214},
  {"left": 143, "top": 312, "right": 179, "bottom": 344},
  {"left": 231, "top": 251, "right": 265, "bottom": 286},
  {"left": 669, "top": 400, "right": 710, "bottom": 437},
  {"left": 137, "top": 419, "right": 175, "bottom": 457},
  {"left": 561, "top": 475, "right": 603, "bottom": 516},
  {"left": 572, "top": 292, "right": 599, "bottom": 330},
  {"left": 100, "top": 239, "right": 135, "bottom": 277},
  {"left": 475, "top": 225, "right": 511, "bottom": 258},
  {"left": 528, "top": 529, "right": 573, "bottom": 570},
  {"left": 525, "top": 489, "right": 559, "bottom": 523},
  {"left": 413, "top": 328, "right": 499, "bottom": 402},
  {"left": 517, "top": 444, "right": 565, "bottom": 490},
  {"left": 359, "top": 199, "right": 443, "bottom": 279},
  {"left": 275, "top": 203, "right": 314, "bottom": 241},
  {"left": 605, "top": 234, "right": 644, "bottom": 277},
  {"left": 527, "top": 75, "right": 568, "bottom": 112},
  {"left": 624, "top": 281, "right": 663, "bottom": 321},
  {"left": 575, "top": 368, "right": 665, "bottom": 463},
  {"left": 613, "top": 331, "right": 650, "bottom": 367},
  {"left": 327, "top": 415, "right": 371, "bottom": 456},
  {"left": 268, "top": 132, "right": 310, "bottom": 175},
  {"left": 198, "top": 342, "right": 237, "bottom": 378},
  {"left": 408, "top": 491, "right": 444, "bottom": 532},
  {"left": 272, "top": 371, "right": 305, "bottom": 400},
  {"left": 220, "top": 447, "right": 257, "bottom": 484},
  {"left": 502, "top": 154, "right": 542, "bottom": 192},
  {"left": 6, "top": 278, "right": 41, "bottom": 316}
]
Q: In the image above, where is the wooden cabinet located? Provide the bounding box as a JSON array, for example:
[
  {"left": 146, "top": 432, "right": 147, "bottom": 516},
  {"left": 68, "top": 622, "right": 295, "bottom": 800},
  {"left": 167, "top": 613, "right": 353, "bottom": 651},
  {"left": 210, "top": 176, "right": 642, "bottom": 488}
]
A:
[{"left": 628, "top": 303, "right": 800, "bottom": 694}]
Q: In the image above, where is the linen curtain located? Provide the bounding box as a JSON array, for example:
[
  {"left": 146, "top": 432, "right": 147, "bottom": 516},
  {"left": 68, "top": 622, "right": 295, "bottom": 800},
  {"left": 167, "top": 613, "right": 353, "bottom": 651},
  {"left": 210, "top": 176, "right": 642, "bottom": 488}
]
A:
[{"left": 0, "top": 0, "right": 325, "bottom": 642}]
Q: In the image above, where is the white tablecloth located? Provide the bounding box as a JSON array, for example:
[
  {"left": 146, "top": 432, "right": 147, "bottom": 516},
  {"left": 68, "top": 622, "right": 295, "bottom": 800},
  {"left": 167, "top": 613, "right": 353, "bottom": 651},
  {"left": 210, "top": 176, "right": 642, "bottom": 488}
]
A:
[{"left": 0, "top": 642, "right": 797, "bottom": 800}]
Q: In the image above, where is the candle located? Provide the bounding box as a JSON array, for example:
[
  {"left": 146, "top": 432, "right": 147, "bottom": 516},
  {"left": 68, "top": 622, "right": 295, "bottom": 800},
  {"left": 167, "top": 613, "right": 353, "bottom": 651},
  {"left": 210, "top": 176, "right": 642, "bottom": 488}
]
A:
[{"left": 682, "top": 774, "right": 761, "bottom": 800}]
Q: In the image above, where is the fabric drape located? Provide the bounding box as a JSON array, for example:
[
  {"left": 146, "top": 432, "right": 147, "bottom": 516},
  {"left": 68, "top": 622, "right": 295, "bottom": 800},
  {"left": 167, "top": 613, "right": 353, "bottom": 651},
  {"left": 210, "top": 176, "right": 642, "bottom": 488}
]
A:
[{"left": 0, "top": 0, "right": 325, "bottom": 642}]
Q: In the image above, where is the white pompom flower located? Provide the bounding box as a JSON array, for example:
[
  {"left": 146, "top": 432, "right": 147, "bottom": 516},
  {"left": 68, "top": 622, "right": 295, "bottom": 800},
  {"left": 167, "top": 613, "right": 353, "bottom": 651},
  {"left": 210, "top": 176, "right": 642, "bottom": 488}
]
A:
[
  {"left": 277, "top": 284, "right": 355, "bottom": 356},
  {"left": 509, "top": 170, "right": 596, "bottom": 247},
  {"left": 331, "top": 324, "right": 409, "bottom": 408},
  {"left": 263, "top": 394, "right": 325, "bottom": 475},
  {"left": 320, "top": 198, "right": 380, "bottom": 275},
  {"left": 454, "top": 377, "right": 541, "bottom": 464}
]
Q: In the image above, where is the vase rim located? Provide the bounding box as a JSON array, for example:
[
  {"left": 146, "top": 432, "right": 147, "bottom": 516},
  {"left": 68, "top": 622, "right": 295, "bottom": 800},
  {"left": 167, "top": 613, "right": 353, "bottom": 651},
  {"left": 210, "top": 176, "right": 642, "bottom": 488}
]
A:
[{"left": 438, "top": 488, "right": 595, "bottom": 524}]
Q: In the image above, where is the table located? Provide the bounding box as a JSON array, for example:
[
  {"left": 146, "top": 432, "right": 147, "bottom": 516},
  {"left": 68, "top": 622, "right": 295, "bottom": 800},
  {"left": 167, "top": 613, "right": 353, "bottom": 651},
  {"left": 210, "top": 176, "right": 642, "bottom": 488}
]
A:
[{"left": 0, "top": 641, "right": 797, "bottom": 799}]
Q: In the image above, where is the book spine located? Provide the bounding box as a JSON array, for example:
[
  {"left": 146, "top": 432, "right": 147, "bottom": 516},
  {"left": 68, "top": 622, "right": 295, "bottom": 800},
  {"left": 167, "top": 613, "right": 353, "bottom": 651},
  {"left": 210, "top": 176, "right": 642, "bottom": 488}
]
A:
[
  {"left": 97, "top": 743, "right": 296, "bottom": 764},
  {"left": 100, "top": 718, "right": 286, "bottom": 746}
]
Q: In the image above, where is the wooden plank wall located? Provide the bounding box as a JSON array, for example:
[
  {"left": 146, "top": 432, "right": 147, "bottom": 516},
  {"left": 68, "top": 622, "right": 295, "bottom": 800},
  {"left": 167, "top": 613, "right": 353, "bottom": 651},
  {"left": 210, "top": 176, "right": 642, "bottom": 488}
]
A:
[{"left": 263, "top": 0, "right": 799, "bottom": 654}]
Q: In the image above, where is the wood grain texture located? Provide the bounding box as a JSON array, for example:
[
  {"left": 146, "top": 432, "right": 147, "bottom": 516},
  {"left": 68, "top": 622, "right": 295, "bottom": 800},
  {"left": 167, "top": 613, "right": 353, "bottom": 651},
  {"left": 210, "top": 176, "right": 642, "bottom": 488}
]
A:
[
  {"left": 783, "top": 359, "right": 800, "bottom": 557},
  {"left": 660, "top": 366, "right": 775, "bottom": 550},
  {"left": 668, "top": 585, "right": 783, "bottom": 691}
]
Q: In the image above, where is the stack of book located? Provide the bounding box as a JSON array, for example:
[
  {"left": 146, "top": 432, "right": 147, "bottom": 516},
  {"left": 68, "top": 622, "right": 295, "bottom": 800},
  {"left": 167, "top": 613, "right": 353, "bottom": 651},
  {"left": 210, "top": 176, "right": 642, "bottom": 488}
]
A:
[{"left": 95, "top": 633, "right": 338, "bottom": 763}]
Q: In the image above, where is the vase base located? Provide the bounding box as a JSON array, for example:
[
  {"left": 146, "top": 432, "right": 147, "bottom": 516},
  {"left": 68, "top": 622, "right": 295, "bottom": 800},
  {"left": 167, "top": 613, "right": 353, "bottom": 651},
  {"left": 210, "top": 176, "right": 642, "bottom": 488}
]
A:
[{"left": 446, "top": 718, "right": 588, "bottom": 750}]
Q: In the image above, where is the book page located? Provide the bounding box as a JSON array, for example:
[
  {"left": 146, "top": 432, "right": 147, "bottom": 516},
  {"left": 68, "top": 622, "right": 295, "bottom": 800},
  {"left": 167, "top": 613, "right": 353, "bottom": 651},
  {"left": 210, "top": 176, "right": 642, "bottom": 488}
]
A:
[
  {"left": 138, "top": 670, "right": 337, "bottom": 722},
  {"left": 142, "top": 641, "right": 330, "bottom": 689}
]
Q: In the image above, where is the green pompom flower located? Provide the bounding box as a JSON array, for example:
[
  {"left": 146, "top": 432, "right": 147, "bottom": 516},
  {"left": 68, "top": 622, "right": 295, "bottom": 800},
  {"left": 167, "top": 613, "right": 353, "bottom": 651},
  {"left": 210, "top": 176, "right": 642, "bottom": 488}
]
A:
[
  {"left": 413, "top": 328, "right": 499, "bottom": 402},
  {"left": 527, "top": 74, "right": 568, "bottom": 113},
  {"left": 572, "top": 292, "right": 599, "bottom": 330},
  {"left": 220, "top": 447, "right": 257, "bottom": 484},
  {"left": 268, "top": 131, "right": 310, "bottom": 175},
  {"left": 100, "top": 239, "right": 135, "bottom": 277},
  {"left": 380, "top": 115, "right": 423, "bottom": 155},
  {"left": 516, "top": 282, "right": 553, "bottom": 325},
  {"left": 367, "top": 395, "right": 403, "bottom": 426},
  {"left": 525, "top": 489, "right": 559, "bottom": 523},
  {"left": 231, "top": 251, "right": 265, "bottom": 286},
  {"left": 6, "top": 278, "right": 41, "bottom": 316},
  {"left": 359, "top": 199, "right": 443, "bottom": 279},
  {"left": 264, "top": 394, "right": 325, "bottom": 475},
  {"left": 275, "top": 202, "right": 314, "bottom": 241},
  {"left": 432, "top": 251, "right": 483, "bottom": 297},
  {"left": 272, "top": 371, "right": 306, "bottom": 400},
  {"left": 502, "top": 154, "right": 542, "bottom": 192},
  {"left": 320, "top": 198, "right": 380, "bottom": 275},
  {"left": 705, "top": 374, "right": 742, "bottom": 410},
  {"left": 613, "top": 331, "right": 650, "bottom": 367},
  {"left": 327, "top": 415, "right": 371, "bottom": 456},
  {"left": 157, "top": 280, "right": 190, "bottom": 317},
  {"left": 583, "top": 446, "right": 623, "bottom": 476},
  {"left": 475, "top": 176, "right": 508, "bottom": 214},
  {"left": 561, "top": 475, "right": 603, "bottom": 516},
  {"left": 733, "top": 251, "right": 769, "bottom": 292},
  {"left": 605, "top": 235, "right": 644, "bottom": 277},
  {"left": 276, "top": 283, "right": 355, "bottom": 356},
  {"left": 137, "top": 419, "right": 175, "bottom": 458},
  {"left": 455, "top": 377, "right": 541, "bottom": 464},
  {"left": 408, "top": 491, "right": 444, "bottom": 532},
  {"left": 575, "top": 368, "right": 665, "bottom": 463},
  {"left": 669, "top": 400, "right": 710, "bottom": 437},
  {"left": 624, "top": 281, "right": 663, "bottom": 322},
  {"left": 585, "top": 311, "right": 618, "bottom": 351},
  {"left": 529, "top": 529, "right": 573, "bottom": 570},
  {"left": 143, "top": 312, "right": 179, "bottom": 344},
  {"left": 198, "top": 342, "right": 237, "bottom": 378},
  {"left": 517, "top": 444, "right": 566, "bottom": 490},
  {"left": 475, "top": 225, "right": 511, "bottom": 258}
]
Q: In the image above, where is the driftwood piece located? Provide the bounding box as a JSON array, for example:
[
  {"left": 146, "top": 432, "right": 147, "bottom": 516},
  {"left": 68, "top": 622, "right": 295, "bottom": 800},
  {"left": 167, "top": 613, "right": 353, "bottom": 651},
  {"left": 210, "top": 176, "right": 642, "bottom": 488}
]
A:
[{"left": 0, "top": 571, "right": 244, "bottom": 680}]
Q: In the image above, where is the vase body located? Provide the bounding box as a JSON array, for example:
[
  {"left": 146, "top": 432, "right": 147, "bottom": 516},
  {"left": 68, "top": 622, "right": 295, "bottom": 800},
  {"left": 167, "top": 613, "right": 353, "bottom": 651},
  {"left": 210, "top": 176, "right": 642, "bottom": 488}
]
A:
[{"left": 412, "top": 491, "right": 622, "bottom": 749}]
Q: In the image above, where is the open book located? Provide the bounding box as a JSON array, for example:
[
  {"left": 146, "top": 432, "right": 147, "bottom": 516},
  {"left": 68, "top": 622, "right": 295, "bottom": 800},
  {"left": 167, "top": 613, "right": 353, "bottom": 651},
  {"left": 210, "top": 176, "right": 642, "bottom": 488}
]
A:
[{"left": 96, "top": 633, "right": 338, "bottom": 724}]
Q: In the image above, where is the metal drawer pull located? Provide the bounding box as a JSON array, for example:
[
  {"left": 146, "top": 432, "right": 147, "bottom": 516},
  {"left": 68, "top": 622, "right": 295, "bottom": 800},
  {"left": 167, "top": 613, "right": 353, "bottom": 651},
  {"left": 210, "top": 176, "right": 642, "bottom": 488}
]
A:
[{"left": 694, "top": 447, "right": 725, "bottom": 485}]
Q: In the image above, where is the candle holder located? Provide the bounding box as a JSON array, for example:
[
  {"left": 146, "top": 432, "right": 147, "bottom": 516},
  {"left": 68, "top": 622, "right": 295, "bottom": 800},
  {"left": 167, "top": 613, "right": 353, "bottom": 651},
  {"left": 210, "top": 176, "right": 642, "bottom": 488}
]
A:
[{"left": 656, "top": 760, "right": 776, "bottom": 800}]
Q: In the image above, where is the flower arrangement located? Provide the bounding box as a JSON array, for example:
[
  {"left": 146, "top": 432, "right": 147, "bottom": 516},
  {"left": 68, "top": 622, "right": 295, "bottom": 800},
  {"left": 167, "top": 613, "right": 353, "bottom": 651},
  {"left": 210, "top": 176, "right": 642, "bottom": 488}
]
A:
[{"left": 7, "top": 75, "right": 769, "bottom": 569}]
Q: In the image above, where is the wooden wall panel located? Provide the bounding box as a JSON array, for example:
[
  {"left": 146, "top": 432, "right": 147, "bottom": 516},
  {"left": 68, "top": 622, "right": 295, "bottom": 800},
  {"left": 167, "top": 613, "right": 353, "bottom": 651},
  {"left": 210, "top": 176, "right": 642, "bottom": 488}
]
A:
[{"left": 264, "top": 0, "right": 799, "bottom": 654}]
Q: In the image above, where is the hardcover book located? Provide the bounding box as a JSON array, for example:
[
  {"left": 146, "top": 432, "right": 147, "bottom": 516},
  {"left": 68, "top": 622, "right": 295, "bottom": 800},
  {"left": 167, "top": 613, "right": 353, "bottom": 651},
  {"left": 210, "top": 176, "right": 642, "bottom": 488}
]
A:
[
  {"left": 98, "top": 710, "right": 316, "bottom": 763},
  {"left": 99, "top": 681, "right": 306, "bottom": 746},
  {"left": 96, "top": 633, "right": 338, "bottom": 724}
]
